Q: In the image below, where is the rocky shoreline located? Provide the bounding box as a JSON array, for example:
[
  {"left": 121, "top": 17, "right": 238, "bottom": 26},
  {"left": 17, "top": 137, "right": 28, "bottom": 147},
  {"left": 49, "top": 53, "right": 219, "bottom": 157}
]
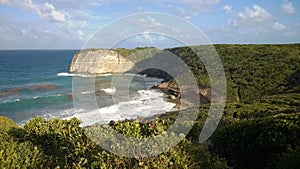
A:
[
  {"left": 153, "top": 81, "right": 211, "bottom": 105},
  {"left": 68, "top": 48, "right": 212, "bottom": 106}
]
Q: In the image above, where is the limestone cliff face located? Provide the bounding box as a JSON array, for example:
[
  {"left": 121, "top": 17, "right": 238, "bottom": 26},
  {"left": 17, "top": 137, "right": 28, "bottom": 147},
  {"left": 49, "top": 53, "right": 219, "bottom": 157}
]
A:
[{"left": 69, "top": 49, "right": 134, "bottom": 75}]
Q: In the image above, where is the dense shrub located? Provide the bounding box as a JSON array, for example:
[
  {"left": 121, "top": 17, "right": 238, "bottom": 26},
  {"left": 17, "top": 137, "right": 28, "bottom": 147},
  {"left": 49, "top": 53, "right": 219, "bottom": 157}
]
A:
[
  {"left": 1, "top": 116, "right": 229, "bottom": 168},
  {"left": 273, "top": 146, "right": 300, "bottom": 169},
  {"left": 86, "top": 116, "right": 229, "bottom": 169},
  {"left": 211, "top": 112, "right": 300, "bottom": 169},
  {"left": 167, "top": 44, "right": 300, "bottom": 102},
  {"left": 23, "top": 117, "right": 98, "bottom": 168},
  {"left": 0, "top": 116, "right": 43, "bottom": 168},
  {"left": 1, "top": 44, "right": 299, "bottom": 168},
  {"left": 0, "top": 135, "right": 43, "bottom": 168},
  {"left": 222, "top": 95, "right": 299, "bottom": 120},
  {"left": 0, "top": 116, "right": 18, "bottom": 131}
]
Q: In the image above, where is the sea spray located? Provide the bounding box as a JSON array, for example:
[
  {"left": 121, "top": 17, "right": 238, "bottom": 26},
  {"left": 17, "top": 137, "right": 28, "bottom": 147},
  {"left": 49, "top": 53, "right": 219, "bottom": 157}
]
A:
[{"left": 65, "top": 89, "right": 175, "bottom": 127}]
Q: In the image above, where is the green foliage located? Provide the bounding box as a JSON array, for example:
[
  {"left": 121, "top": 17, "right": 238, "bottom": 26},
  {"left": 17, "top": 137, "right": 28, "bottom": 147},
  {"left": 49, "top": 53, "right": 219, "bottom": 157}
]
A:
[
  {"left": 0, "top": 116, "right": 18, "bottom": 131},
  {"left": 82, "top": 44, "right": 300, "bottom": 103},
  {"left": 23, "top": 117, "right": 98, "bottom": 168},
  {"left": 223, "top": 99, "right": 299, "bottom": 120},
  {"left": 114, "top": 47, "right": 157, "bottom": 58},
  {"left": 216, "top": 44, "right": 300, "bottom": 102},
  {"left": 131, "top": 140, "right": 229, "bottom": 169},
  {"left": 1, "top": 44, "right": 299, "bottom": 168},
  {"left": 166, "top": 46, "right": 211, "bottom": 88},
  {"left": 0, "top": 135, "right": 43, "bottom": 169},
  {"left": 211, "top": 112, "right": 300, "bottom": 169},
  {"left": 0, "top": 116, "right": 43, "bottom": 169},
  {"left": 1, "top": 116, "right": 228, "bottom": 168},
  {"left": 166, "top": 44, "right": 300, "bottom": 102},
  {"left": 86, "top": 118, "right": 228, "bottom": 169},
  {"left": 109, "top": 117, "right": 177, "bottom": 137},
  {"left": 273, "top": 146, "right": 300, "bottom": 169},
  {"left": 84, "top": 44, "right": 300, "bottom": 103}
]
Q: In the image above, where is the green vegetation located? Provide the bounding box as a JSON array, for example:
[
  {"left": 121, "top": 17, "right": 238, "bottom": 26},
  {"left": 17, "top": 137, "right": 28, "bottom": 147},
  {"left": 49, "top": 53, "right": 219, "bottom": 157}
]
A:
[
  {"left": 1, "top": 44, "right": 300, "bottom": 168},
  {"left": 0, "top": 116, "right": 43, "bottom": 168},
  {"left": 167, "top": 44, "right": 300, "bottom": 102},
  {"left": 211, "top": 113, "right": 300, "bottom": 169},
  {"left": 0, "top": 116, "right": 228, "bottom": 168}
]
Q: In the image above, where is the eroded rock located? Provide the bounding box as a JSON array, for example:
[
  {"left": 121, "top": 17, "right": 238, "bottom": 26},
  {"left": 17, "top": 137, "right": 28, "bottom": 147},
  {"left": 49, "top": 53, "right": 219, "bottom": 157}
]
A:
[{"left": 69, "top": 49, "right": 134, "bottom": 75}]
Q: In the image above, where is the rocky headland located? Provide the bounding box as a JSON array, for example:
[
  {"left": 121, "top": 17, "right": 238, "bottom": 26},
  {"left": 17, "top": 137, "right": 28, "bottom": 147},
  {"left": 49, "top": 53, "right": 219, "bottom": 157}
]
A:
[
  {"left": 69, "top": 48, "right": 212, "bottom": 103},
  {"left": 69, "top": 49, "right": 134, "bottom": 75}
]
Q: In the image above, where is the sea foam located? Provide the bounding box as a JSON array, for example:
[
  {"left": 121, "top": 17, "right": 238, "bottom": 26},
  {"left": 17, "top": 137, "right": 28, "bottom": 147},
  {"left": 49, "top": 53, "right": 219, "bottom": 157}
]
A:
[
  {"left": 100, "top": 87, "right": 116, "bottom": 94},
  {"left": 57, "top": 72, "right": 95, "bottom": 77},
  {"left": 64, "top": 89, "right": 175, "bottom": 127},
  {"left": 57, "top": 72, "right": 112, "bottom": 77}
]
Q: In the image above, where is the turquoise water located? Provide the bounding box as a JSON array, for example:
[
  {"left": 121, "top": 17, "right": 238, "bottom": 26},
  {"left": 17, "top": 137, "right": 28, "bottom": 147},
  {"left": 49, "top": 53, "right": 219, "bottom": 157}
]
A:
[
  {"left": 0, "top": 50, "right": 77, "bottom": 123},
  {"left": 0, "top": 50, "right": 173, "bottom": 125}
]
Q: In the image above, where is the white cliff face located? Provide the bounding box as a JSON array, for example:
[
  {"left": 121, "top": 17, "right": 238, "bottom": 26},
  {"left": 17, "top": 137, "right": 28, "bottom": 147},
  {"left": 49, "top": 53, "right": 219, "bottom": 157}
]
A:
[{"left": 69, "top": 49, "right": 134, "bottom": 75}]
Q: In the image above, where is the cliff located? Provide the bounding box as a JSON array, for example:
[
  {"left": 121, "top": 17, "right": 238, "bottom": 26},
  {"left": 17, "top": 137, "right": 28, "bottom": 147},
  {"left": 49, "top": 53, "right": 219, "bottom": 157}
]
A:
[
  {"left": 69, "top": 49, "right": 134, "bottom": 75},
  {"left": 68, "top": 48, "right": 212, "bottom": 103}
]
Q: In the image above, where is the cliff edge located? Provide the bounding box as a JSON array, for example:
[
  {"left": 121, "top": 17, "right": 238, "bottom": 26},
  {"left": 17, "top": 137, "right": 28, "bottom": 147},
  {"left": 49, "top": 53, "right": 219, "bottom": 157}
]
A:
[{"left": 69, "top": 49, "right": 134, "bottom": 75}]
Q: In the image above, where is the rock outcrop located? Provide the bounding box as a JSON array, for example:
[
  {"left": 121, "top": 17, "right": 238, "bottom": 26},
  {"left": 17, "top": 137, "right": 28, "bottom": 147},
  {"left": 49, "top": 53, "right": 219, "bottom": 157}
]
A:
[
  {"left": 69, "top": 49, "right": 134, "bottom": 75},
  {"left": 68, "top": 48, "right": 213, "bottom": 104},
  {"left": 154, "top": 82, "right": 211, "bottom": 104}
]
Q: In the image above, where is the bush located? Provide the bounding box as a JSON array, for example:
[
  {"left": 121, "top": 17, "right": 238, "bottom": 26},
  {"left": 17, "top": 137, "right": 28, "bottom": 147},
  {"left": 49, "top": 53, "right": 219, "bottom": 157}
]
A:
[
  {"left": 0, "top": 116, "right": 18, "bottom": 131},
  {"left": 273, "top": 146, "right": 300, "bottom": 169},
  {"left": 0, "top": 116, "right": 43, "bottom": 168},
  {"left": 1, "top": 115, "right": 229, "bottom": 168},
  {"left": 0, "top": 135, "right": 43, "bottom": 169},
  {"left": 86, "top": 117, "right": 229, "bottom": 169},
  {"left": 211, "top": 112, "right": 300, "bottom": 169},
  {"left": 23, "top": 117, "right": 98, "bottom": 168}
]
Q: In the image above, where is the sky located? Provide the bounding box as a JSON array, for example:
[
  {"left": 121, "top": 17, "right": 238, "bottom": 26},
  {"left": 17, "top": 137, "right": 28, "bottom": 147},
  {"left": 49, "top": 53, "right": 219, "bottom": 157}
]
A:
[{"left": 0, "top": 0, "right": 299, "bottom": 49}]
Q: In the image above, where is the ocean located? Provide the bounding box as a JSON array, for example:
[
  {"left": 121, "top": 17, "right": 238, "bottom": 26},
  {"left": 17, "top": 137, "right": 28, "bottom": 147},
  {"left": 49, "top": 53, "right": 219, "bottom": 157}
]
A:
[{"left": 0, "top": 50, "right": 175, "bottom": 126}]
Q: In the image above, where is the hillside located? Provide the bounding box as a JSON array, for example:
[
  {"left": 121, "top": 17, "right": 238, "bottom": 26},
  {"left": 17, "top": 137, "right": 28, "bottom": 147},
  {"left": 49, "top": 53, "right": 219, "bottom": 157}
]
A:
[
  {"left": 167, "top": 44, "right": 300, "bottom": 102},
  {"left": 1, "top": 44, "right": 299, "bottom": 168}
]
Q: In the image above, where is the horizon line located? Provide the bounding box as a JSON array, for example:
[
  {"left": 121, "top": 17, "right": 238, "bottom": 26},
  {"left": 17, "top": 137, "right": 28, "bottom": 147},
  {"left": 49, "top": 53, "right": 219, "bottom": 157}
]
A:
[{"left": 0, "top": 42, "right": 299, "bottom": 50}]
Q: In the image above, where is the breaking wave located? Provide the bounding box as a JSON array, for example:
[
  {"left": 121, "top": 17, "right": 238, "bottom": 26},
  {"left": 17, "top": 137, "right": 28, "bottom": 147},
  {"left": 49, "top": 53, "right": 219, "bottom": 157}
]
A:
[{"left": 64, "top": 89, "right": 175, "bottom": 127}]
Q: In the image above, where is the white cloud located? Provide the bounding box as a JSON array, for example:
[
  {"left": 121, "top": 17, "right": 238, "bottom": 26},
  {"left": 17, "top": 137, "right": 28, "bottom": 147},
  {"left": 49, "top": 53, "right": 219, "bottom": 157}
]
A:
[
  {"left": 284, "top": 30, "right": 296, "bottom": 36},
  {"left": 50, "top": 0, "right": 107, "bottom": 9},
  {"left": 238, "top": 5, "right": 271, "bottom": 23},
  {"left": 131, "top": 31, "right": 169, "bottom": 47},
  {"left": 0, "top": 16, "right": 82, "bottom": 49},
  {"left": 219, "top": 5, "right": 271, "bottom": 32},
  {"left": 252, "top": 26, "right": 270, "bottom": 35},
  {"left": 271, "top": 22, "right": 286, "bottom": 31},
  {"left": 0, "top": 0, "right": 10, "bottom": 5},
  {"left": 3, "top": 0, "right": 66, "bottom": 22},
  {"left": 215, "top": 19, "right": 238, "bottom": 32},
  {"left": 223, "top": 5, "right": 232, "bottom": 13},
  {"left": 41, "top": 2, "right": 65, "bottom": 22},
  {"left": 138, "top": 16, "right": 167, "bottom": 30},
  {"left": 0, "top": 0, "right": 107, "bottom": 48},
  {"left": 67, "top": 9, "right": 99, "bottom": 21},
  {"left": 227, "top": 19, "right": 238, "bottom": 28},
  {"left": 177, "top": 0, "right": 220, "bottom": 12},
  {"left": 165, "top": 0, "right": 220, "bottom": 18},
  {"left": 136, "top": 16, "right": 181, "bottom": 35},
  {"left": 281, "top": 0, "right": 296, "bottom": 14},
  {"left": 141, "top": 31, "right": 154, "bottom": 43}
]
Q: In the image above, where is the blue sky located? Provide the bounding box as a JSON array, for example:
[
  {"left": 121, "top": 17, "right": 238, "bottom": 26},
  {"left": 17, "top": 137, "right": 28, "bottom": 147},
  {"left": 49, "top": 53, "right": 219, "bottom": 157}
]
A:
[{"left": 0, "top": 0, "right": 299, "bottom": 49}]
